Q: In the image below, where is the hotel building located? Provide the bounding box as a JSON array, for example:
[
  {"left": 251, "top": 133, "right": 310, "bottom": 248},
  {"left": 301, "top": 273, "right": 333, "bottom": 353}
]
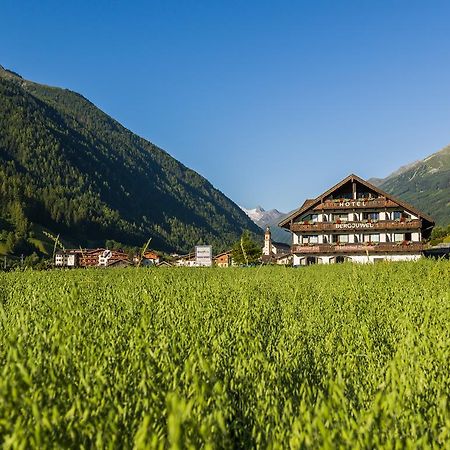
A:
[{"left": 278, "top": 174, "right": 434, "bottom": 265}]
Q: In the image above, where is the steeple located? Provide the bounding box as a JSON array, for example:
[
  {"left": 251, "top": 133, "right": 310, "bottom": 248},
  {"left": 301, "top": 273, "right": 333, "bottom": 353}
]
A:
[{"left": 263, "top": 226, "right": 272, "bottom": 256}]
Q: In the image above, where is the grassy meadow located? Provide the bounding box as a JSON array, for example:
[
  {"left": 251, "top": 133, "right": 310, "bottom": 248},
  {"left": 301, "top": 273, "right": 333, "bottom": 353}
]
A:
[{"left": 0, "top": 260, "right": 449, "bottom": 448}]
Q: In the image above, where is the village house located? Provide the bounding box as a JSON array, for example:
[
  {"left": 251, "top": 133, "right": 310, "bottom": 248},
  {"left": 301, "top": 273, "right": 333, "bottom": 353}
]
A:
[
  {"left": 140, "top": 251, "right": 160, "bottom": 266},
  {"left": 156, "top": 260, "right": 173, "bottom": 268},
  {"left": 55, "top": 248, "right": 129, "bottom": 268},
  {"left": 273, "top": 252, "right": 293, "bottom": 266},
  {"left": 214, "top": 250, "right": 233, "bottom": 267},
  {"left": 278, "top": 174, "right": 435, "bottom": 265},
  {"left": 173, "top": 252, "right": 196, "bottom": 267},
  {"left": 55, "top": 250, "right": 80, "bottom": 267}
]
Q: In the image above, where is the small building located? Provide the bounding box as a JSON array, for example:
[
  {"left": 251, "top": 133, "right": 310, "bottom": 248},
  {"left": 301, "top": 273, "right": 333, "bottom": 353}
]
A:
[
  {"left": 423, "top": 243, "right": 450, "bottom": 259},
  {"left": 106, "top": 258, "right": 131, "bottom": 268},
  {"left": 214, "top": 250, "right": 233, "bottom": 267},
  {"left": 55, "top": 248, "right": 129, "bottom": 268},
  {"left": 140, "top": 251, "right": 160, "bottom": 266},
  {"left": 279, "top": 174, "right": 435, "bottom": 265},
  {"left": 273, "top": 253, "right": 293, "bottom": 266},
  {"left": 156, "top": 260, "right": 173, "bottom": 268},
  {"left": 79, "top": 249, "right": 105, "bottom": 267},
  {"left": 173, "top": 252, "right": 196, "bottom": 267},
  {"left": 55, "top": 251, "right": 79, "bottom": 267}
]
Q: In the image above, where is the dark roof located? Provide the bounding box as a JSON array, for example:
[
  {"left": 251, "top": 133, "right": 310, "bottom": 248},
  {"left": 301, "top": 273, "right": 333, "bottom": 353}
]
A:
[
  {"left": 274, "top": 252, "right": 292, "bottom": 260},
  {"left": 272, "top": 241, "right": 290, "bottom": 249},
  {"left": 279, "top": 174, "right": 435, "bottom": 228},
  {"left": 301, "top": 199, "right": 315, "bottom": 209},
  {"left": 214, "top": 250, "right": 233, "bottom": 258},
  {"left": 156, "top": 261, "right": 173, "bottom": 267}
]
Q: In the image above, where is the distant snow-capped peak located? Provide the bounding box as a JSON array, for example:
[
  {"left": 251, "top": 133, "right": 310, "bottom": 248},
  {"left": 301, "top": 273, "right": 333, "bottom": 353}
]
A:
[
  {"left": 240, "top": 206, "right": 285, "bottom": 228},
  {"left": 241, "top": 205, "right": 266, "bottom": 223}
]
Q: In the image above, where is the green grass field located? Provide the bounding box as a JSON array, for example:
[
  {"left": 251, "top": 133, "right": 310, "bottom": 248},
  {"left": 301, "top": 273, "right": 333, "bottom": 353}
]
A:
[{"left": 0, "top": 261, "right": 449, "bottom": 448}]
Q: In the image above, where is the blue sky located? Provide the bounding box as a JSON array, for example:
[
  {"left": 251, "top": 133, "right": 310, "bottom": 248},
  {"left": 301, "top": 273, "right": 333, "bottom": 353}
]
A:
[{"left": 2, "top": 1, "right": 450, "bottom": 211}]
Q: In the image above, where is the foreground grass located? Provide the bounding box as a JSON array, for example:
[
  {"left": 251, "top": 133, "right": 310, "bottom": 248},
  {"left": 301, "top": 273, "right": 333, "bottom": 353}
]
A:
[{"left": 0, "top": 260, "right": 449, "bottom": 448}]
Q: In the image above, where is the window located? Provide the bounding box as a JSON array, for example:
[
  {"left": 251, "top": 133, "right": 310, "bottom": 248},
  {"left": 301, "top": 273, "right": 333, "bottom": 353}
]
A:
[
  {"left": 394, "top": 233, "right": 404, "bottom": 242},
  {"left": 363, "top": 212, "right": 379, "bottom": 221},
  {"left": 393, "top": 211, "right": 403, "bottom": 220},
  {"left": 364, "top": 234, "right": 380, "bottom": 243},
  {"left": 357, "top": 191, "right": 375, "bottom": 199},
  {"left": 333, "top": 234, "right": 351, "bottom": 243},
  {"left": 302, "top": 235, "right": 318, "bottom": 244},
  {"left": 333, "top": 213, "right": 348, "bottom": 222},
  {"left": 301, "top": 214, "right": 318, "bottom": 223}
]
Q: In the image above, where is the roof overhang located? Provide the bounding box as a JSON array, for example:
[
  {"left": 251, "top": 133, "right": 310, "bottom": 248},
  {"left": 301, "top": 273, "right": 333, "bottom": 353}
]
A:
[{"left": 278, "top": 174, "right": 435, "bottom": 228}]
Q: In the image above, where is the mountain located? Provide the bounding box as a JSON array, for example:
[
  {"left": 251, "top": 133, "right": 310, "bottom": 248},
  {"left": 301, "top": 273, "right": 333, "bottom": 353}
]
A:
[
  {"left": 369, "top": 145, "right": 450, "bottom": 225},
  {"left": 241, "top": 206, "right": 291, "bottom": 244},
  {"left": 241, "top": 206, "right": 285, "bottom": 228},
  {"left": 0, "top": 65, "right": 261, "bottom": 256}
]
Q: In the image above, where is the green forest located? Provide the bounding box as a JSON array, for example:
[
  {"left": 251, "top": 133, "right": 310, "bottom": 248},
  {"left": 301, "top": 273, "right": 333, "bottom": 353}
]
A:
[{"left": 0, "top": 68, "right": 260, "bottom": 258}]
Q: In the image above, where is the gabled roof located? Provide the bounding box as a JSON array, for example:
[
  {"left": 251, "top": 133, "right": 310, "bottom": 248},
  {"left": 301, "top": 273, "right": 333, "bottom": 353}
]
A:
[
  {"left": 272, "top": 241, "right": 290, "bottom": 249},
  {"left": 214, "top": 250, "right": 233, "bottom": 258},
  {"left": 156, "top": 260, "right": 173, "bottom": 267},
  {"left": 143, "top": 251, "right": 159, "bottom": 259},
  {"left": 279, "top": 174, "right": 435, "bottom": 228}
]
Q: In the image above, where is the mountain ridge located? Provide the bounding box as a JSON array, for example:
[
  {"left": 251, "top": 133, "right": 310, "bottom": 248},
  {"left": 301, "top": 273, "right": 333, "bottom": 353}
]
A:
[
  {"left": 0, "top": 65, "right": 261, "bottom": 255},
  {"left": 370, "top": 145, "right": 450, "bottom": 225}
]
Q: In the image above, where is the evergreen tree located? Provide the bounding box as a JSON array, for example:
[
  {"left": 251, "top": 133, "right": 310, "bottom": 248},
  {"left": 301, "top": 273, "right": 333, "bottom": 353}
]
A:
[
  {"left": 0, "top": 68, "right": 261, "bottom": 255},
  {"left": 232, "top": 231, "right": 262, "bottom": 265}
]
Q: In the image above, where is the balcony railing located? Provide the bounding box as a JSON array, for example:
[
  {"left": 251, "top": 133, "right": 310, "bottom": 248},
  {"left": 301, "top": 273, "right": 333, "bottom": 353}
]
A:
[
  {"left": 290, "top": 219, "right": 422, "bottom": 232},
  {"left": 291, "top": 242, "right": 424, "bottom": 254}
]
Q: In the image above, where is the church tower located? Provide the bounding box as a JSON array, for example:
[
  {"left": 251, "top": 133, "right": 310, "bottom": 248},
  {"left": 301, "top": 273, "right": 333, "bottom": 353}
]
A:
[{"left": 263, "top": 226, "right": 272, "bottom": 256}]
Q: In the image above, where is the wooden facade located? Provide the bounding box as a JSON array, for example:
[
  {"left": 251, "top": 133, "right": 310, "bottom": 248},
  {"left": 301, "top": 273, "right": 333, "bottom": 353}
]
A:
[
  {"left": 279, "top": 174, "right": 434, "bottom": 265},
  {"left": 214, "top": 250, "right": 233, "bottom": 267},
  {"left": 55, "top": 248, "right": 129, "bottom": 268}
]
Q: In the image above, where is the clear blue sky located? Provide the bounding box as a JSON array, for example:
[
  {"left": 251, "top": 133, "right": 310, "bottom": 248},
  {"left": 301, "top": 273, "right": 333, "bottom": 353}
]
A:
[{"left": 2, "top": 1, "right": 450, "bottom": 212}]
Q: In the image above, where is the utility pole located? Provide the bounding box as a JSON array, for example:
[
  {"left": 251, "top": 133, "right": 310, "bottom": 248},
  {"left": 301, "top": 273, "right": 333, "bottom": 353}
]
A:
[{"left": 21, "top": 254, "right": 24, "bottom": 266}]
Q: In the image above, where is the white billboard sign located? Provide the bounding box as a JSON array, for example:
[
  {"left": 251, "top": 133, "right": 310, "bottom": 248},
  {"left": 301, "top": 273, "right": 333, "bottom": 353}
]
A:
[{"left": 195, "top": 245, "right": 212, "bottom": 267}]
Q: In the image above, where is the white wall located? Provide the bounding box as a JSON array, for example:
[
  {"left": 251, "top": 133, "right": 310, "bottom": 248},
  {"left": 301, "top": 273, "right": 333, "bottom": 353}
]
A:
[{"left": 292, "top": 253, "right": 422, "bottom": 266}]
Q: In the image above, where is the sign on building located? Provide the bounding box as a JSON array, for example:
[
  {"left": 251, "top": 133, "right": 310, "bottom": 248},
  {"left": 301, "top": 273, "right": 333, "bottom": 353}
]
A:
[
  {"left": 99, "top": 249, "right": 112, "bottom": 266},
  {"left": 195, "top": 245, "right": 212, "bottom": 267}
]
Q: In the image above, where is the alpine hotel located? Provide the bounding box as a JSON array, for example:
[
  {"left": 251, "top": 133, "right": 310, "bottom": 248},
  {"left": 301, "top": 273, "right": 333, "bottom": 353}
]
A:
[{"left": 279, "top": 174, "right": 435, "bottom": 265}]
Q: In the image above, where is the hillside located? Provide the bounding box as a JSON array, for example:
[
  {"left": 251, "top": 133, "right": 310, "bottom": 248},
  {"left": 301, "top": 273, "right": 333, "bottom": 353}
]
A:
[
  {"left": 370, "top": 145, "right": 450, "bottom": 226},
  {"left": 0, "top": 66, "right": 260, "bottom": 255}
]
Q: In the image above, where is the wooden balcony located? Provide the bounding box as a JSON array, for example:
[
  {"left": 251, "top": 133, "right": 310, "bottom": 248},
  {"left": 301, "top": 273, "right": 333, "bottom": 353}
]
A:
[
  {"left": 313, "top": 198, "right": 398, "bottom": 211},
  {"left": 291, "top": 242, "right": 424, "bottom": 254},
  {"left": 290, "top": 219, "right": 422, "bottom": 232}
]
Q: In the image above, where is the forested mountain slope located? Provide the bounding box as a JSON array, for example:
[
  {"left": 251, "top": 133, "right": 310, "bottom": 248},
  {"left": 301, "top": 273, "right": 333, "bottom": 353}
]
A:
[
  {"left": 370, "top": 146, "right": 450, "bottom": 225},
  {"left": 0, "top": 66, "right": 260, "bottom": 255}
]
